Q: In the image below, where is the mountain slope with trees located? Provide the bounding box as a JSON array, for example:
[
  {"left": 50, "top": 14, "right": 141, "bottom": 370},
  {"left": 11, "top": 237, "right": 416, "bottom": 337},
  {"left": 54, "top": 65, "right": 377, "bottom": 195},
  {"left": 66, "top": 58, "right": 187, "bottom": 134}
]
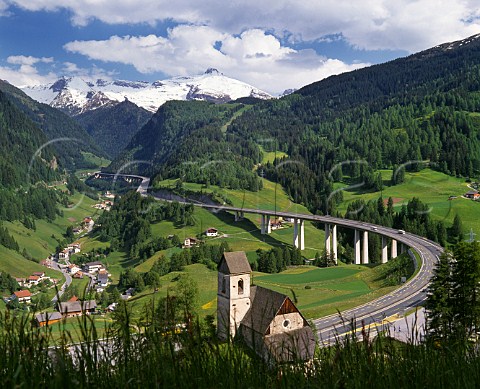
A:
[
  {"left": 0, "top": 80, "right": 105, "bottom": 170},
  {"left": 109, "top": 34, "right": 480, "bottom": 216},
  {"left": 75, "top": 100, "right": 152, "bottom": 159},
  {"left": 108, "top": 101, "right": 263, "bottom": 191}
]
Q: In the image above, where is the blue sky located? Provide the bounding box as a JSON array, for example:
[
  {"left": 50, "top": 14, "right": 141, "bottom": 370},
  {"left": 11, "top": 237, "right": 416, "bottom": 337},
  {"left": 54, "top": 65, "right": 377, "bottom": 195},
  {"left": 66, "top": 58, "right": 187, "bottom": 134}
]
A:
[{"left": 1, "top": 1, "right": 479, "bottom": 95}]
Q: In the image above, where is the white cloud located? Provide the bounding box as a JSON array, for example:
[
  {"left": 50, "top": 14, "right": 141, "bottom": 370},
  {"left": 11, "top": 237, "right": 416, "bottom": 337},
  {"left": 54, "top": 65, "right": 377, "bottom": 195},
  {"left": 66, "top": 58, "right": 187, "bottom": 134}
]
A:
[
  {"left": 0, "top": 55, "right": 113, "bottom": 87},
  {"left": 3, "top": 1, "right": 480, "bottom": 92},
  {"left": 61, "top": 62, "right": 116, "bottom": 80},
  {"left": 0, "top": 56, "right": 57, "bottom": 86},
  {"left": 0, "top": 0, "right": 10, "bottom": 16},
  {"left": 7, "top": 55, "right": 53, "bottom": 65},
  {"left": 64, "top": 26, "right": 366, "bottom": 94},
  {"left": 5, "top": 1, "right": 480, "bottom": 52}
]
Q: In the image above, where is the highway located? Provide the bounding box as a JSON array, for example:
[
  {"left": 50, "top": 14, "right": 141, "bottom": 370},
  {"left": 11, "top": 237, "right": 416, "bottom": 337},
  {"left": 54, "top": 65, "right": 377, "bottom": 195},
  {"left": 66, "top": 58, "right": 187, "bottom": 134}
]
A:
[
  {"left": 154, "top": 202, "right": 442, "bottom": 344},
  {"left": 92, "top": 173, "right": 442, "bottom": 344}
]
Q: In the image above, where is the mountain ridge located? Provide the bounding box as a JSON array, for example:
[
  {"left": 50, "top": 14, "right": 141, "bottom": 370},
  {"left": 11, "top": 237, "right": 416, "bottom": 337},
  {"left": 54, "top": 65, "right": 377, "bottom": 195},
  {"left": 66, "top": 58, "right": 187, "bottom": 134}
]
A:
[{"left": 20, "top": 69, "right": 272, "bottom": 115}]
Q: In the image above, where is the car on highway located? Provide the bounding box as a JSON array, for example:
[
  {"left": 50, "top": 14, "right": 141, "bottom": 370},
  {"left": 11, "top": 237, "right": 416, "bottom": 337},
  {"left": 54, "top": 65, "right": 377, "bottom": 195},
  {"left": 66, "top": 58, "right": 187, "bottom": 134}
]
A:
[{"left": 398, "top": 229, "right": 406, "bottom": 234}]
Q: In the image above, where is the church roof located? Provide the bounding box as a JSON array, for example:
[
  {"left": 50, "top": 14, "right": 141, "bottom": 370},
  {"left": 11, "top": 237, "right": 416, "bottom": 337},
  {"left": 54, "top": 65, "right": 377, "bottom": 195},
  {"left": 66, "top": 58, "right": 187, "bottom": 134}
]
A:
[
  {"left": 241, "top": 285, "right": 290, "bottom": 335},
  {"left": 218, "top": 252, "right": 252, "bottom": 275},
  {"left": 264, "top": 327, "right": 316, "bottom": 362}
]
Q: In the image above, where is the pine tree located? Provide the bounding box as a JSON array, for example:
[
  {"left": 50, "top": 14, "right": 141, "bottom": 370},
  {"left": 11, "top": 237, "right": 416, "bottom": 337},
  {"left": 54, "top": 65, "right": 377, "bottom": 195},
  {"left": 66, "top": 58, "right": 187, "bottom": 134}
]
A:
[
  {"left": 425, "top": 251, "right": 454, "bottom": 340},
  {"left": 450, "top": 214, "right": 463, "bottom": 243},
  {"left": 450, "top": 242, "right": 480, "bottom": 339}
]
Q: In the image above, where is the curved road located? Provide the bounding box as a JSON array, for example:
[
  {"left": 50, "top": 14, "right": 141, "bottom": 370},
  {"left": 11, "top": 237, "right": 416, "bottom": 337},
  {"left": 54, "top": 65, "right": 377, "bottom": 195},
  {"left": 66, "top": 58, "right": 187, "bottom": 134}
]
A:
[
  {"left": 159, "top": 202, "right": 443, "bottom": 343},
  {"left": 92, "top": 173, "right": 442, "bottom": 343}
]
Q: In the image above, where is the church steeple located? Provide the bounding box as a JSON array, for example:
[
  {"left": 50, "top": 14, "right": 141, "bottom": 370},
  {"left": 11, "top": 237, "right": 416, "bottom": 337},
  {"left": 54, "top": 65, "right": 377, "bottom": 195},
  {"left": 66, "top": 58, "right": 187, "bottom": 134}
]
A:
[{"left": 217, "top": 252, "right": 252, "bottom": 340}]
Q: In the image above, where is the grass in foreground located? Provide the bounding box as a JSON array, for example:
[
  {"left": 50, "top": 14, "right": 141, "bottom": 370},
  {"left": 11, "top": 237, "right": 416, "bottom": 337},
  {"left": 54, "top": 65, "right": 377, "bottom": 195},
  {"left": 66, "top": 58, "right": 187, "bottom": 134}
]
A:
[{"left": 1, "top": 307, "right": 480, "bottom": 388}]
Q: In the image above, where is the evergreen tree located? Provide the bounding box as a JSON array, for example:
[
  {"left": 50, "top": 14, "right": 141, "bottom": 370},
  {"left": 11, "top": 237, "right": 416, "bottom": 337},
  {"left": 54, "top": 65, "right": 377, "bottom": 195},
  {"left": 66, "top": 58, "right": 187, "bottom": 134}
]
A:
[
  {"left": 425, "top": 251, "right": 454, "bottom": 340},
  {"left": 450, "top": 214, "right": 463, "bottom": 243}
]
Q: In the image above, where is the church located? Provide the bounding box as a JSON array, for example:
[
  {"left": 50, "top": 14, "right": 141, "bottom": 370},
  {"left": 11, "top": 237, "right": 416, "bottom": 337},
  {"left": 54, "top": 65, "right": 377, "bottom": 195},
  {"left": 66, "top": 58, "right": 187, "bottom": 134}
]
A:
[{"left": 217, "top": 251, "right": 316, "bottom": 363}]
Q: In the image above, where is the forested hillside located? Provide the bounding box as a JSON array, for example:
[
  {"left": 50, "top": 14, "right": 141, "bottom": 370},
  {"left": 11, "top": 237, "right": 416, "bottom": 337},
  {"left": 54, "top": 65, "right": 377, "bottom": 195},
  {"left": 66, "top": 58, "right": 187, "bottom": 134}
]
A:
[
  {"left": 110, "top": 34, "right": 480, "bottom": 215},
  {"left": 109, "top": 101, "right": 263, "bottom": 191},
  {"left": 0, "top": 90, "right": 57, "bottom": 187},
  {"left": 76, "top": 100, "right": 151, "bottom": 159},
  {"left": 0, "top": 81, "right": 105, "bottom": 170},
  {"left": 227, "top": 36, "right": 480, "bottom": 213},
  {"left": 0, "top": 90, "right": 61, "bottom": 256}
]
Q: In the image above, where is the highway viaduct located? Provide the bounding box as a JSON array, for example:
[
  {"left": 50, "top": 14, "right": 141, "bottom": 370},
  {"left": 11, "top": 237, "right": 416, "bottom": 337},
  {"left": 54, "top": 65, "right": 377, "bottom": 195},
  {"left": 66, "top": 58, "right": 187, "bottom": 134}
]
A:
[{"left": 95, "top": 173, "right": 442, "bottom": 343}]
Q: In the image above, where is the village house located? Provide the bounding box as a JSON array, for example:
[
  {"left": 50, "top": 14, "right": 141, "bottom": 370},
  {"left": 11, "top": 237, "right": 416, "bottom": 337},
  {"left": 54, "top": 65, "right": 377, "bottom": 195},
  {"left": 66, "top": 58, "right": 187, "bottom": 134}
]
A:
[
  {"left": 12, "top": 290, "right": 32, "bottom": 303},
  {"left": 270, "top": 219, "right": 283, "bottom": 230},
  {"left": 103, "top": 191, "right": 115, "bottom": 199},
  {"left": 205, "top": 227, "right": 218, "bottom": 237},
  {"left": 217, "top": 252, "right": 315, "bottom": 363},
  {"left": 183, "top": 237, "right": 199, "bottom": 248},
  {"left": 33, "top": 272, "right": 45, "bottom": 278},
  {"left": 58, "top": 249, "right": 70, "bottom": 260},
  {"left": 35, "top": 312, "right": 63, "bottom": 327},
  {"left": 40, "top": 259, "right": 52, "bottom": 268},
  {"left": 83, "top": 217, "right": 95, "bottom": 229},
  {"left": 465, "top": 190, "right": 480, "bottom": 200},
  {"left": 83, "top": 261, "right": 105, "bottom": 274},
  {"left": 58, "top": 300, "right": 97, "bottom": 318},
  {"left": 67, "top": 242, "right": 81, "bottom": 254},
  {"left": 96, "top": 271, "right": 109, "bottom": 291},
  {"left": 14, "top": 278, "right": 26, "bottom": 287},
  {"left": 27, "top": 275, "right": 40, "bottom": 286},
  {"left": 68, "top": 264, "right": 81, "bottom": 274},
  {"left": 73, "top": 272, "right": 84, "bottom": 279}
]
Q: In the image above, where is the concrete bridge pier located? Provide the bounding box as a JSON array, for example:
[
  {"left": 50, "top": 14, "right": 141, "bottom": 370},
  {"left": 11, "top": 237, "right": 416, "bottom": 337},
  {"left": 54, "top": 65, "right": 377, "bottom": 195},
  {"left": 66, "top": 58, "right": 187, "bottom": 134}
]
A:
[
  {"left": 332, "top": 224, "right": 337, "bottom": 264},
  {"left": 260, "top": 215, "right": 272, "bottom": 234},
  {"left": 325, "top": 224, "right": 331, "bottom": 257},
  {"left": 293, "top": 218, "right": 305, "bottom": 250},
  {"left": 235, "top": 211, "right": 245, "bottom": 222},
  {"left": 382, "top": 236, "right": 388, "bottom": 264},
  {"left": 354, "top": 229, "right": 361, "bottom": 265},
  {"left": 391, "top": 239, "right": 398, "bottom": 258},
  {"left": 362, "top": 230, "right": 369, "bottom": 264}
]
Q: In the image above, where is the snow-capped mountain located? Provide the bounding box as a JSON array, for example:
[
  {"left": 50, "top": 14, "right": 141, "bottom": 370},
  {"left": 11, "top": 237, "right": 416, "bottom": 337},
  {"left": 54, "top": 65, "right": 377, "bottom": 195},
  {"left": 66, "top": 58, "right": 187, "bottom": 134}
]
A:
[{"left": 21, "top": 68, "right": 272, "bottom": 115}]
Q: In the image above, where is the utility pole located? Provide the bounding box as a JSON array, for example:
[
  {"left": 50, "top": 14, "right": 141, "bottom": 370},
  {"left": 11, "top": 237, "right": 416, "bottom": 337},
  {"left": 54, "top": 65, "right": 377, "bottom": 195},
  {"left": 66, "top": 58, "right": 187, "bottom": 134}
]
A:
[{"left": 466, "top": 228, "right": 477, "bottom": 243}]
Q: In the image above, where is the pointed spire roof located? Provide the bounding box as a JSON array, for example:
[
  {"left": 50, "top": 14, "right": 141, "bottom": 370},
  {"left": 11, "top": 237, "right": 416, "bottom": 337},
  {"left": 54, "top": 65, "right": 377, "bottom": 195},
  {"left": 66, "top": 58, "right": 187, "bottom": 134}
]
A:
[{"left": 218, "top": 252, "right": 251, "bottom": 275}]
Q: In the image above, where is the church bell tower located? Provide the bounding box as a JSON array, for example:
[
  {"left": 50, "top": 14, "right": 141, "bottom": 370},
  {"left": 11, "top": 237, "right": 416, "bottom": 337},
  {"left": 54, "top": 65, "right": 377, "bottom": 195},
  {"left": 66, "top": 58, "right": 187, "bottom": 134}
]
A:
[{"left": 217, "top": 251, "right": 252, "bottom": 340}]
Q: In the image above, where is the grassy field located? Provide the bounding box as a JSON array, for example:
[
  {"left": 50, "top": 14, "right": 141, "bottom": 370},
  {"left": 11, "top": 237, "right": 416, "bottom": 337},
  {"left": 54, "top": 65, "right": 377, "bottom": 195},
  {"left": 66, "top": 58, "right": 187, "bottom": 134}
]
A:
[
  {"left": 127, "top": 264, "right": 218, "bottom": 318},
  {"left": 128, "top": 258, "right": 410, "bottom": 320},
  {"left": 5, "top": 192, "right": 99, "bottom": 261},
  {"left": 336, "top": 168, "right": 480, "bottom": 236},
  {"left": 260, "top": 148, "right": 289, "bottom": 164},
  {"left": 0, "top": 245, "right": 60, "bottom": 279},
  {"left": 149, "top": 177, "right": 325, "bottom": 262}
]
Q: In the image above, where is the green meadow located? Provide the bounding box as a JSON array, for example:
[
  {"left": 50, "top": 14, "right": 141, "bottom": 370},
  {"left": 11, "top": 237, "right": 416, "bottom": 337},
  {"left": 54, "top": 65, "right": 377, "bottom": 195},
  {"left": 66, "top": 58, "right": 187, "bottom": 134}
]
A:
[
  {"left": 5, "top": 191, "right": 100, "bottom": 261},
  {"left": 150, "top": 177, "right": 325, "bottom": 261},
  {"left": 128, "top": 259, "right": 405, "bottom": 320},
  {"left": 336, "top": 168, "right": 480, "bottom": 236},
  {"left": 0, "top": 245, "right": 59, "bottom": 278}
]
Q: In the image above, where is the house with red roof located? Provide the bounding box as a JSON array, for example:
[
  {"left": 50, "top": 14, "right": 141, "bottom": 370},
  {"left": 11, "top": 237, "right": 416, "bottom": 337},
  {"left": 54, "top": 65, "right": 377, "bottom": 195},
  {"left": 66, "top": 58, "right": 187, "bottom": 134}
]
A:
[{"left": 12, "top": 290, "right": 32, "bottom": 303}]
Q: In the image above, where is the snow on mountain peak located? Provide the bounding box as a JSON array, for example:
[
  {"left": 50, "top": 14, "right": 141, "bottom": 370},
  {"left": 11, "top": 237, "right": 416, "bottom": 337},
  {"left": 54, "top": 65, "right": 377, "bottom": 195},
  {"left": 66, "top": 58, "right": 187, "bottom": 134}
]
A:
[{"left": 20, "top": 71, "right": 272, "bottom": 115}]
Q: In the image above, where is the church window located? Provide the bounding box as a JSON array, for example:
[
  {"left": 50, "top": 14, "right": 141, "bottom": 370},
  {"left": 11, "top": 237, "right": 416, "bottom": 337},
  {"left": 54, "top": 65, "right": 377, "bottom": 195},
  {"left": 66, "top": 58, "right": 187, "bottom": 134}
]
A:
[
  {"left": 222, "top": 277, "right": 226, "bottom": 294},
  {"left": 238, "top": 279, "right": 244, "bottom": 295}
]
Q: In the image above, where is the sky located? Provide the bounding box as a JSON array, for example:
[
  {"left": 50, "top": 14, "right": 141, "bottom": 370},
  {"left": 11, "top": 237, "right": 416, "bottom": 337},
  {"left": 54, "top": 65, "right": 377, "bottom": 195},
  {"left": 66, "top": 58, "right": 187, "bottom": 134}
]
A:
[{"left": 0, "top": 1, "right": 480, "bottom": 95}]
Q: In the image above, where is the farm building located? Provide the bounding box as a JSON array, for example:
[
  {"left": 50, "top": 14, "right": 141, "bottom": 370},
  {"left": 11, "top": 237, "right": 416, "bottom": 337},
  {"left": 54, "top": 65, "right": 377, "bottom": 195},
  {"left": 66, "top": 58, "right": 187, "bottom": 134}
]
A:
[
  {"left": 465, "top": 190, "right": 480, "bottom": 200},
  {"left": 35, "top": 312, "right": 63, "bottom": 327},
  {"left": 205, "top": 228, "right": 218, "bottom": 237}
]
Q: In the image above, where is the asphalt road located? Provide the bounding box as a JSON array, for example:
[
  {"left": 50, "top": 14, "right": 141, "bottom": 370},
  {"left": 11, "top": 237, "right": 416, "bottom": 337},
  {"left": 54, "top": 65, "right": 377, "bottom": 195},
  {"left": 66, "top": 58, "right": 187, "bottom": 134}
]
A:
[{"left": 50, "top": 259, "right": 73, "bottom": 303}]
